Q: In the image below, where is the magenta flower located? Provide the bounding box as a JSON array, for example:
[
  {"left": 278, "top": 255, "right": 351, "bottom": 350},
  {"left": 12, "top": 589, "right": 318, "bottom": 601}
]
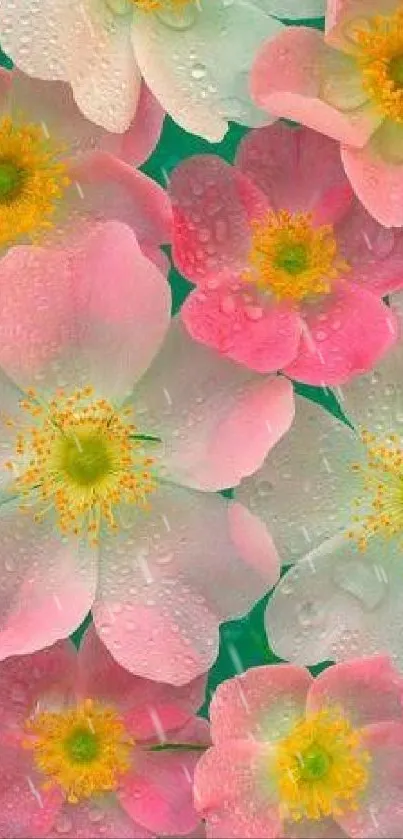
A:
[
  {"left": 194, "top": 657, "right": 403, "bottom": 838},
  {"left": 251, "top": 0, "right": 403, "bottom": 227},
  {"left": 0, "top": 220, "right": 290, "bottom": 685},
  {"left": 0, "top": 625, "right": 208, "bottom": 838},
  {"left": 169, "top": 123, "right": 400, "bottom": 385}
]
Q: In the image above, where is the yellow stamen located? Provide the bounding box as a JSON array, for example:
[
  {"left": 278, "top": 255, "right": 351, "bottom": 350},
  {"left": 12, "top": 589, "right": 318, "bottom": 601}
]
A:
[
  {"left": 354, "top": 8, "right": 403, "bottom": 123},
  {"left": 0, "top": 116, "right": 70, "bottom": 249},
  {"left": 274, "top": 708, "right": 370, "bottom": 822},
  {"left": 8, "top": 385, "right": 158, "bottom": 545},
  {"left": 348, "top": 428, "right": 403, "bottom": 551},
  {"left": 131, "top": 0, "right": 192, "bottom": 11},
  {"left": 244, "top": 211, "right": 348, "bottom": 302},
  {"left": 24, "top": 699, "right": 133, "bottom": 804}
]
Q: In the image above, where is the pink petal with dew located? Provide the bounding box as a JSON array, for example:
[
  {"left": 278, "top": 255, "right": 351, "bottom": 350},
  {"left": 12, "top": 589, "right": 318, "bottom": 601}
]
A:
[
  {"left": 236, "top": 124, "right": 353, "bottom": 224},
  {"left": 0, "top": 0, "right": 72, "bottom": 82},
  {"left": 101, "top": 84, "right": 165, "bottom": 166},
  {"left": 284, "top": 280, "right": 398, "bottom": 385},
  {"left": 337, "top": 722, "right": 403, "bottom": 838},
  {"left": 228, "top": 504, "right": 280, "bottom": 591},
  {"left": 182, "top": 279, "right": 301, "bottom": 374},
  {"left": 194, "top": 740, "right": 281, "bottom": 839},
  {"left": 336, "top": 198, "right": 403, "bottom": 295},
  {"left": 69, "top": 152, "right": 172, "bottom": 247},
  {"left": 209, "top": 664, "right": 312, "bottom": 745},
  {"left": 93, "top": 488, "right": 276, "bottom": 686},
  {"left": 46, "top": 796, "right": 151, "bottom": 839},
  {"left": 251, "top": 28, "right": 381, "bottom": 147},
  {"left": 0, "top": 511, "right": 96, "bottom": 662},
  {"left": 119, "top": 749, "right": 203, "bottom": 836},
  {"left": 306, "top": 656, "right": 403, "bottom": 728},
  {"left": 169, "top": 155, "right": 267, "bottom": 282},
  {"left": 0, "top": 640, "right": 77, "bottom": 742},
  {"left": 133, "top": 319, "right": 295, "bottom": 492},
  {"left": 0, "top": 222, "right": 171, "bottom": 399},
  {"left": 342, "top": 132, "right": 403, "bottom": 227},
  {"left": 0, "top": 744, "right": 63, "bottom": 839},
  {"left": 77, "top": 624, "right": 206, "bottom": 739}
]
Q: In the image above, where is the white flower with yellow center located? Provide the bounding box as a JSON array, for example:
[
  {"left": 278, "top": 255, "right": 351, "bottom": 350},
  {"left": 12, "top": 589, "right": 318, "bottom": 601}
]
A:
[
  {"left": 0, "top": 219, "right": 292, "bottom": 685},
  {"left": 0, "top": 0, "right": 324, "bottom": 141}
]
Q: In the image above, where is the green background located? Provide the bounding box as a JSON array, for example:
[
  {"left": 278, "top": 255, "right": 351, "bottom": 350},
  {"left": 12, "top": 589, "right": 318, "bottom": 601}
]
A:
[{"left": 0, "top": 17, "right": 337, "bottom": 711}]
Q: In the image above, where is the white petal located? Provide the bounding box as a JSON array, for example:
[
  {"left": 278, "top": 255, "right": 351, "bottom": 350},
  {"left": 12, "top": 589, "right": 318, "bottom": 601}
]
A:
[
  {"left": 0, "top": 0, "right": 71, "bottom": 80},
  {"left": 249, "top": 0, "right": 325, "bottom": 20}
]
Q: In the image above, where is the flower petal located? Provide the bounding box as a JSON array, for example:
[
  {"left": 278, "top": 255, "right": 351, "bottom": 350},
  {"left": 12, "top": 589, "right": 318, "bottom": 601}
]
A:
[
  {"left": 0, "top": 0, "right": 71, "bottom": 81},
  {"left": 132, "top": 1, "right": 283, "bottom": 142},
  {"left": 251, "top": 27, "right": 381, "bottom": 146},
  {"left": 209, "top": 664, "right": 312, "bottom": 744},
  {"left": 284, "top": 281, "right": 398, "bottom": 386},
  {"left": 93, "top": 487, "right": 276, "bottom": 685},
  {"left": 341, "top": 124, "right": 403, "bottom": 227},
  {"left": 101, "top": 83, "right": 165, "bottom": 166},
  {"left": 236, "top": 394, "right": 363, "bottom": 563},
  {"left": 249, "top": 0, "right": 325, "bottom": 19},
  {"left": 306, "top": 656, "right": 403, "bottom": 727},
  {"left": 325, "top": 0, "right": 401, "bottom": 52},
  {"left": 0, "top": 744, "right": 63, "bottom": 839},
  {"left": 284, "top": 819, "right": 348, "bottom": 838},
  {"left": 134, "top": 319, "right": 295, "bottom": 491},
  {"left": 47, "top": 796, "right": 150, "bottom": 839},
  {"left": 0, "top": 507, "right": 97, "bottom": 661}
]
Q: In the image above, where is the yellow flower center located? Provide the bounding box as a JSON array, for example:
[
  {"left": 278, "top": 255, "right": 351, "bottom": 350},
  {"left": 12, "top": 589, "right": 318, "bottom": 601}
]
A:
[
  {"left": 0, "top": 117, "right": 70, "bottom": 249},
  {"left": 24, "top": 699, "right": 133, "bottom": 804},
  {"left": 354, "top": 8, "right": 403, "bottom": 123},
  {"left": 348, "top": 429, "right": 403, "bottom": 551},
  {"left": 274, "top": 708, "right": 370, "bottom": 822},
  {"left": 244, "top": 211, "right": 348, "bottom": 303},
  {"left": 130, "top": 0, "right": 192, "bottom": 11},
  {"left": 5, "top": 385, "right": 158, "bottom": 545}
]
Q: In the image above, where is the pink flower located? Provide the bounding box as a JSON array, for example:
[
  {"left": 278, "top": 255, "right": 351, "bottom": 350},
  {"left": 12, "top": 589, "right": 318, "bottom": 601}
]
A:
[
  {"left": 169, "top": 123, "right": 400, "bottom": 386},
  {"left": 0, "top": 220, "right": 290, "bottom": 685},
  {"left": 0, "top": 67, "right": 168, "bottom": 255},
  {"left": 251, "top": 0, "right": 403, "bottom": 227},
  {"left": 194, "top": 657, "right": 403, "bottom": 838},
  {"left": 0, "top": 624, "right": 208, "bottom": 838}
]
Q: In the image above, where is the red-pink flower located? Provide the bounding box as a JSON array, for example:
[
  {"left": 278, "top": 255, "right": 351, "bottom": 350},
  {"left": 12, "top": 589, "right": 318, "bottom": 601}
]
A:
[
  {"left": 170, "top": 123, "right": 400, "bottom": 386},
  {"left": 194, "top": 657, "right": 403, "bottom": 838},
  {"left": 0, "top": 625, "right": 208, "bottom": 838},
  {"left": 251, "top": 0, "right": 403, "bottom": 228}
]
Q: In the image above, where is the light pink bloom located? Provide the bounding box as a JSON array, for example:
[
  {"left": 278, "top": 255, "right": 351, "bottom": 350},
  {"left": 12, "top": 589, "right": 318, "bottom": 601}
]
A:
[
  {"left": 0, "top": 625, "right": 208, "bottom": 838},
  {"left": 251, "top": 0, "right": 403, "bottom": 227},
  {"left": 194, "top": 657, "right": 403, "bottom": 838},
  {"left": 0, "top": 220, "right": 291, "bottom": 685},
  {"left": 0, "top": 67, "right": 168, "bottom": 255},
  {"left": 169, "top": 123, "right": 399, "bottom": 386}
]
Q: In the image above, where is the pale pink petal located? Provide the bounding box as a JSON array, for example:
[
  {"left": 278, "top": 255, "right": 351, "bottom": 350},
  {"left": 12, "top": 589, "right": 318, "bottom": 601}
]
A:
[
  {"left": 182, "top": 280, "right": 302, "bottom": 375},
  {"left": 0, "top": 641, "right": 77, "bottom": 740},
  {"left": 0, "top": 371, "right": 25, "bottom": 498},
  {"left": 0, "top": 509, "right": 97, "bottom": 661},
  {"left": 0, "top": 0, "right": 71, "bottom": 81},
  {"left": 342, "top": 127, "right": 403, "bottom": 227},
  {"left": 228, "top": 504, "right": 280, "bottom": 591},
  {"left": 335, "top": 198, "right": 403, "bottom": 295},
  {"left": 0, "top": 67, "right": 12, "bottom": 107},
  {"left": 119, "top": 750, "right": 202, "bottom": 836},
  {"left": 0, "top": 222, "right": 171, "bottom": 399},
  {"left": 337, "top": 722, "right": 403, "bottom": 838},
  {"left": 306, "top": 657, "right": 403, "bottom": 727},
  {"left": 0, "top": 744, "right": 63, "bottom": 839},
  {"left": 77, "top": 624, "right": 206, "bottom": 738},
  {"left": 101, "top": 84, "right": 165, "bottom": 166},
  {"left": 47, "top": 796, "right": 150, "bottom": 839},
  {"left": 134, "top": 319, "right": 296, "bottom": 491},
  {"left": 236, "top": 124, "right": 353, "bottom": 224},
  {"left": 69, "top": 152, "right": 172, "bottom": 246},
  {"left": 169, "top": 155, "right": 264, "bottom": 282},
  {"left": 251, "top": 28, "right": 381, "bottom": 147},
  {"left": 93, "top": 488, "right": 276, "bottom": 685},
  {"left": 209, "top": 665, "right": 312, "bottom": 744},
  {"left": 284, "top": 281, "right": 398, "bottom": 386},
  {"left": 284, "top": 819, "right": 348, "bottom": 838},
  {"left": 194, "top": 740, "right": 281, "bottom": 839}
]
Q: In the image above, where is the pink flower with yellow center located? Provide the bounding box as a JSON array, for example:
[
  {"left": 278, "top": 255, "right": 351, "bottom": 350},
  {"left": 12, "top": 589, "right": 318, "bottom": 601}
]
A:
[
  {"left": 252, "top": 0, "right": 403, "bottom": 227},
  {"left": 194, "top": 658, "right": 403, "bottom": 838},
  {"left": 0, "top": 625, "right": 208, "bottom": 838},
  {"left": 169, "top": 123, "right": 400, "bottom": 386},
  {"left": 0, "top": 219, "right": 291, "bottom": 686}
]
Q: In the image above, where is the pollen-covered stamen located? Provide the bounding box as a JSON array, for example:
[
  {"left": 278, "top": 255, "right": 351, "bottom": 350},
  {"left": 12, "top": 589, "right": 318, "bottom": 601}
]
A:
[
  {"left": 5, "top": 385, "right": 159, "bottom": 544},
  {"left": 131, "top": 0, "right": 192, "bottom": 11},
  {"left": 0, "top": 116, "right": 70, "bottom": 249},
  {"left": 274, "top": 708, "right": 370, "bottom": 822},
  {"left": 348, "top": 429, "right": 403, "bottom": 551},
  {"left": 244, "top": 210, "right": 348, "bottom": 303},
  {"left": 24, "top": 699, "right": 133, "bottom": 804},
  {"left": 354, "top": 9, "right": 403, "bottom": 123}
]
